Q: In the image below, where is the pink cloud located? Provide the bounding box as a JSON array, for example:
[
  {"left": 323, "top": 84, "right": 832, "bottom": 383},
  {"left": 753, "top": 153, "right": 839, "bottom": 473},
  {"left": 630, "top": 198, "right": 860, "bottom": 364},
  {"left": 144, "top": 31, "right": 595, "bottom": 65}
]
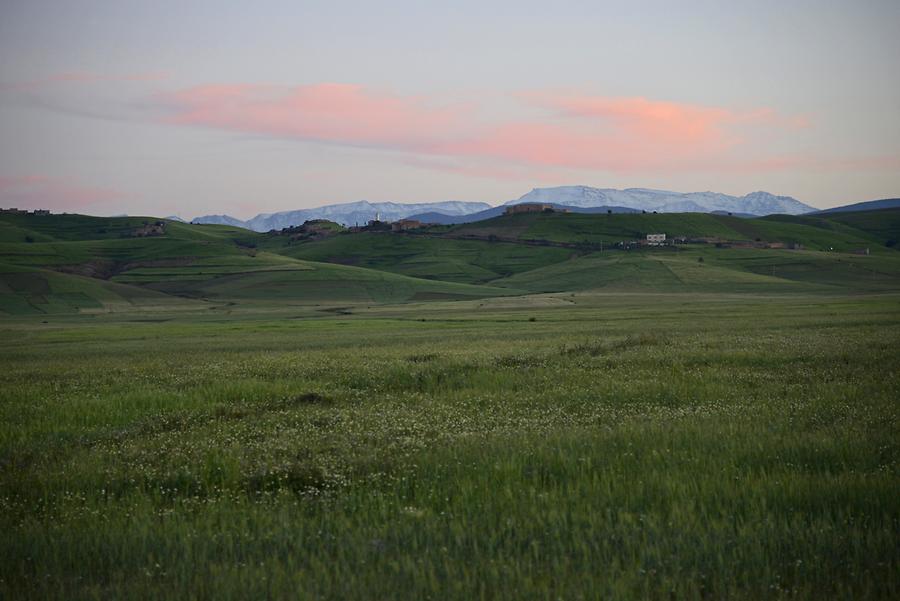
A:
[
  {"left": 159, "top": 83, "right": 466, "bottom": 150},
  {"left": 536, "top": 94, "right": 736, "bottom": 144},
  {"left": 435, "top": 94, "right": 816, "bottom": 173},
  {"left": 0, "top": 176, "right": 126, "bottom": 212},
  {"left": 159, "top": 85, "right": 762, "bottom": 172},
  {"left": 155, "top": 82, "right": 884, "bottom": 178}
]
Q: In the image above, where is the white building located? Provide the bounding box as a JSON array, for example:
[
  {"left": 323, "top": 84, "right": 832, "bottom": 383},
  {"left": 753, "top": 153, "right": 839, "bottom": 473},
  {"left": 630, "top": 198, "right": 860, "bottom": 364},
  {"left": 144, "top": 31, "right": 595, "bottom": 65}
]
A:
[{"left": 646, "top": 233, "right": 666, "bottom": 246}]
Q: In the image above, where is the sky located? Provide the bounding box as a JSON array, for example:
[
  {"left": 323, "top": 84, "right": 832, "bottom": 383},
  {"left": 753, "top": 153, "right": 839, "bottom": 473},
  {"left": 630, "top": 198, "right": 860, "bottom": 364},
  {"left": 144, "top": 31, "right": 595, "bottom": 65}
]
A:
[{"left": 0, "top": 0, "right": 898, "bottom": 219}]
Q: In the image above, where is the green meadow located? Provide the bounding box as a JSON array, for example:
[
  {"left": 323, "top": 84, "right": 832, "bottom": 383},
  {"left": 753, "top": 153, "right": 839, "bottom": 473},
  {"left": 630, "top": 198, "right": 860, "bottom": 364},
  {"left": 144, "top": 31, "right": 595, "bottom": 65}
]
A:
[{"left": 1, "top": 210, "right": 899, "bottom": 599}]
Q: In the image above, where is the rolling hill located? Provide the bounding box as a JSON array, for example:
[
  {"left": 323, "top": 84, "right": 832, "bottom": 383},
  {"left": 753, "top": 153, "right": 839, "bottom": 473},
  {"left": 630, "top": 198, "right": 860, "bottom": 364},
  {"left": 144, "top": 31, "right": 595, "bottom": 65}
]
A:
[
  {"left": 2, "top": 207, "right": 898, "bottom": 315},
  {"left": 439, "top": 210, "right": 887, "bottom": 253},
  {"left": 0, "top": 214, "right": 517, "bottom": 314},
  {"left": 264, "top": 208, "right": 900, "bottom": 292},
  {"left": 269, "top": 231, "right": 575, "bottom": 284}
]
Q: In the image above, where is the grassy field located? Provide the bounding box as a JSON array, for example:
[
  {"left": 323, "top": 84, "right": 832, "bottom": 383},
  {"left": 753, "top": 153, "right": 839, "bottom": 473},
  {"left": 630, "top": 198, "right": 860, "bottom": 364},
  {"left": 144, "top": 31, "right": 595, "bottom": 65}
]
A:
[
  {"left": 1, "top": 292, "right": 898, "bottom": 599},
  {"left": 1, "top": 210, "right": 899, "bottom": 598}
]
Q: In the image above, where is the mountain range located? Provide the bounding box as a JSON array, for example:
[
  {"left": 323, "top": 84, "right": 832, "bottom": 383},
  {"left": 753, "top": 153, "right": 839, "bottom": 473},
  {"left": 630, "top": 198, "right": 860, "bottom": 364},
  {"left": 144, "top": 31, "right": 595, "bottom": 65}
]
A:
[
  {"left": 814, "top": 198, "right": 900, "bottom": 214},
  {"left": 193, "top": 201, "right": 490, "bottom": 231},
  {"left": 506, "top": 187, "right": 814, "bottom": 215},
  {"left": 191, "top": 186, "right": 817, "bottom": 231}
]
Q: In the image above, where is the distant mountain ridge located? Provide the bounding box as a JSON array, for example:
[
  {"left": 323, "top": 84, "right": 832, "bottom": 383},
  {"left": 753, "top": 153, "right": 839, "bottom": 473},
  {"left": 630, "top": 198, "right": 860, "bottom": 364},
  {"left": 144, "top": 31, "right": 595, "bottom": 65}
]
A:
[
  {"left": 192, "top": 214, "right": 247, "bottom": 228},
  {"left": 193, "top": 200, "right": 490, "bottom": 231},
  {"left": 192, "top": 186, "right": 817, "bottom": 231},
  {"left": 505, "top": 186, "right": 815, "bottom": 216},
  {"left": 814, "top": 198, "right": 900, "bottom": 214},
  {"left": 407, "top": 204, "right": 641, "bottom": 225}
]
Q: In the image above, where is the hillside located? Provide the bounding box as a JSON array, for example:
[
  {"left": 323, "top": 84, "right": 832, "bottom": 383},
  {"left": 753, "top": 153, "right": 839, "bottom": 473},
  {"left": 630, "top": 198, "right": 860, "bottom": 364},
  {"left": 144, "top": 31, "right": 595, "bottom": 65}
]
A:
[
  {"left": 0, "top": 261, "right": 192, "bottom": 315},
  {"left": 0, "top": 214, "right": 516, "bottom": 314},
  {"left": 491, "top": 248, "right": 900, "bottom": 294},
  {"left": 440, "top": 210, "right": 887, "bottom": 252},
  {"left": 786, "top": 208, "right": 900, "bottom": 248},
  {"left": 265, "top": 209, "right": 900, "bottom": 292},
  {"left": 270, "top": 231, "right": 575, "bottom": 284},
  {"left": 2, "top": 208, "right": 899, "bottom": 315}
]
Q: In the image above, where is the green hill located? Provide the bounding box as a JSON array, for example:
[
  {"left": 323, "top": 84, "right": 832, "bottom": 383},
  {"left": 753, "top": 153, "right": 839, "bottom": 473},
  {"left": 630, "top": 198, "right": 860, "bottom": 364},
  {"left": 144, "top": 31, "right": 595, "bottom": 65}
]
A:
[
  {"left": 0, "top": 214, "right": 516, "bottom": 314},
  {"left": 440, "top": 210, "right": 889, "bottom": 253},
  {"left": 260, "top": 210, "right": 900, "bottom": 294},
  {"left": 3, "top": 210, "right": 899, "bottom": 315},
  {"left": 493, "top": 247, "right": 900, "bottom": 294},
  {"left": 0, "top": 261, "right": 193, "bottom": 315},
  {"left": 270, "top": 231, "right": 574, "bottom": 284},
  {"left": 792, "top": 208, "right": 900, "bottom": 248},
  {"left": 445, "top": 211, "right": 743, "bottom": 244}
]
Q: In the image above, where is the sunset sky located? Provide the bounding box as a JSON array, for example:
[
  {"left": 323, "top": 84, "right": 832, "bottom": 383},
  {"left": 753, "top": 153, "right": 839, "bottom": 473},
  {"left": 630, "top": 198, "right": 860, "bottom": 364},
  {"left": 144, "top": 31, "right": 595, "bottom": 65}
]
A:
[{"left": 1, "top": 0, "right": 898, "bottom": 218}]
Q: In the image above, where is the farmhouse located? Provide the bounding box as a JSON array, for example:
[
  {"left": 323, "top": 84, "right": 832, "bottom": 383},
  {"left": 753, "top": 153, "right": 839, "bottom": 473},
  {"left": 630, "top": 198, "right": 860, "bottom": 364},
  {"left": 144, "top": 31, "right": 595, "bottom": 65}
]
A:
[
  {"left": 504, "top": 203, "right": 553, "bottom": 215},
  {"left": 646, "top": 233, "right": 666, "bottom": 246}
]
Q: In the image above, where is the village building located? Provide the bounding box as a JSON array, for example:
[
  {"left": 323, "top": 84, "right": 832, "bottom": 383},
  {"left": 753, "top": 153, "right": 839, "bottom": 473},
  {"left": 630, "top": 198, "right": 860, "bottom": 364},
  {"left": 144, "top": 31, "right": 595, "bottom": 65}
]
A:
[
  {"left": 366, "top": 219, "right": 391, "bottom": 231},
  {"left": 646, "top": 233, "right": 666, "bottom": 246}
]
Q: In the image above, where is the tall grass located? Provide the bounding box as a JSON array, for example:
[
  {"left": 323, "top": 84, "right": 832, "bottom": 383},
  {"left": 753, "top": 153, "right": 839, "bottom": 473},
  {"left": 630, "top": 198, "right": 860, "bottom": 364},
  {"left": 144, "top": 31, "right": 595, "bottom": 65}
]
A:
[{"left": 1, "top": 293, "right": 898, "bottom": 599}]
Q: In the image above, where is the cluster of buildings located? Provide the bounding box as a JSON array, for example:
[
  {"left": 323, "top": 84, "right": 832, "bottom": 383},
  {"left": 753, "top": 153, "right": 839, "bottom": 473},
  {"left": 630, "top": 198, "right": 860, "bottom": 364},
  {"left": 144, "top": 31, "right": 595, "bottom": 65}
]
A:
[
  {"left": 629, "top": 233, "right": 806, "bottom": 250},
  {"left": 347, "top": 216, "right": 435, "bottom": 233},
  {"left": 0, "top": 208, "right": 50, "bottom": 215},
  {"left": 504, "top": 203, "right": 569, "bottom": 215},
  {"left": 390, "top": 218, "right": 426, "bottom": 231}
]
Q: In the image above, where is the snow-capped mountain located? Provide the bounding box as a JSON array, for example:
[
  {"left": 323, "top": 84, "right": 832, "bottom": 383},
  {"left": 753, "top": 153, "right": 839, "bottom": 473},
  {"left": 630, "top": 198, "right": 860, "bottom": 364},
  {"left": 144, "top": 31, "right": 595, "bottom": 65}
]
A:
[
  {"left": 193, "top": 200, "right": 491, "bottom": 231},
  {"left": 191, "top": 187, "right": 816, "bottom": 231},
  {"left": 191, "top": 214, "right": 248, "bottom": 228},
  {"left": 505, "top": 186, "right": 814, "bottom": 215}
]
